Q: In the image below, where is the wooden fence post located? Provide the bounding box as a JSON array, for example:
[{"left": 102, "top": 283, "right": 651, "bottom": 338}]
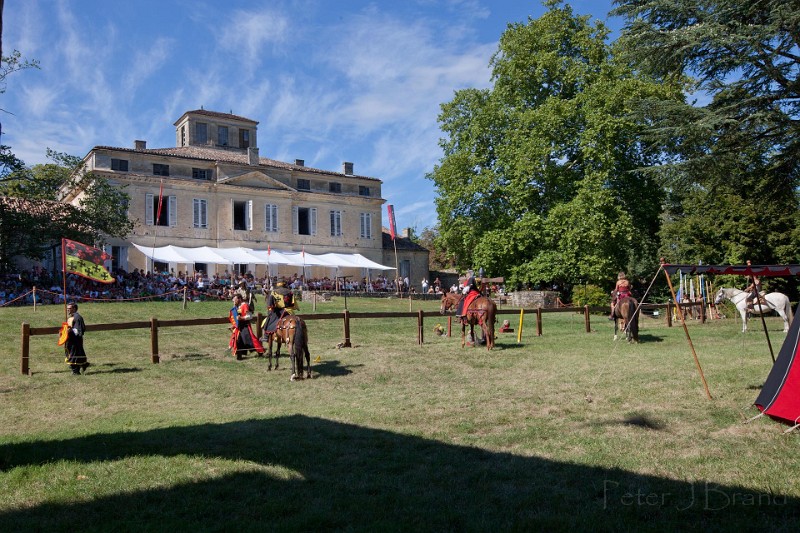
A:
[
  {"left": 699, "top": 300, "right": 706, "bottom": 323},
  {"left": 343, "top": 310, "right": 352, "bottom": 348},
  {"left": 256, "top": 312, "right": 263, "bottom": 339},
  {"left": 447, "top": 316, "right": 452, "bottom": 337},
  {"left": 21, "top": 322, "right": 30, "bottom": 375},
  {"left": 666, "top": 301, "right": 673, "bottom": 327},
  {"left": 584, "top": 305, "right": 591, "bottom": 333},
  {"left": 536, "top": 307, "right": 543, "bottom": 336},
  {"left": 418, "top": 310, "right": 424, "bottom": 345},
  {"left": 150, "top": 317, "right": 160, "bottom": 363}
]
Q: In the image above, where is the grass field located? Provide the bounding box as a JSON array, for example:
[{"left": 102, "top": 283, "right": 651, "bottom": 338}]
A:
[{"left": 1, "top": 296, "right": 799, "bottom": 531}]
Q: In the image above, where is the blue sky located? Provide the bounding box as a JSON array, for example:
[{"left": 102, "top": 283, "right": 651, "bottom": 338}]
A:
[{"left": 3, "top": 0, "right": 619, "bottom": 233}]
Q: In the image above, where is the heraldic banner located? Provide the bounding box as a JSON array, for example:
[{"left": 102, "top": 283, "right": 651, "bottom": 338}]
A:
[{"left": 62, "top": 238, "right": 114, "bottom": 284}]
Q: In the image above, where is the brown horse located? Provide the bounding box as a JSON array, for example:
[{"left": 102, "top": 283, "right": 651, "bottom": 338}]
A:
[
  {"left": 440, "top": 292, "right": 497, "bottom": 350},
  {"left": 264, "top": 313, "right": 311, "bottom": 379},
  {"left": 612, "top": 295, "right": 640, "bottom": 343}
]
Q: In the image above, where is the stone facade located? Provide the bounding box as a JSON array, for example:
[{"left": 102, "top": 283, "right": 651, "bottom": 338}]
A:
[
  {"left": 59, "top": 109, "right": 429, "bottom": 282},
  {"left": 510, "top": 290, "right": 560, "bottom": 308}
]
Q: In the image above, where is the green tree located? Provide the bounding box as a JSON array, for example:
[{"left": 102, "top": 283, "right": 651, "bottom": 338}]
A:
[
  {"left": 428, "top": 1, "right": 680, "bottom": 288},
  {"left": 416, "top": 226, "right": 453, "bottom": 271},
  {"left": 614, "top": 0, "right": 800, "bottom": 268},
  {"left": 0, "top": 150, "right": 133, "bottom": 271}
]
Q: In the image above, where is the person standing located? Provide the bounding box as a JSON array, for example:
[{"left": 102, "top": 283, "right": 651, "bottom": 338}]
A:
[
  {"left": 229, "top": 293, "right": 264, "bottom": 359},
  {"left": 64, "top": 302, "right": 90, "bottom": 375},
  {"left": 421, "top": 278, "right": 429, "bottom": 294}
]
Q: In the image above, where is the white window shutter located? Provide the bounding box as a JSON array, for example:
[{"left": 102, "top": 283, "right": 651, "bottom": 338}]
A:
[
  {"left": 310, "top": 208, "right": 317, "bottom": 236},
  {"left": 169, "top": 195, "right": 177, "bottom": 227},
  {"left": 247, "top": 200, "right": 253, "bottom": 231},
  {"left": 193, "top": 199, "right": 200, "bottom": 227},
  {"left": 273, "top": 205, "right": 279, "bottom": 232},
  {"left": 146, "top": 193, "right": 154, "bottom": 225},
  {"left": 292, "top": 206, "right": 298, "bottom": 235}
]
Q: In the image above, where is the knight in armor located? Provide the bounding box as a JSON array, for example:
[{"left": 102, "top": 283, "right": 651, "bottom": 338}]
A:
[
  {"left": 455, "top": 269, "right": 480, "bottom": 318},
  {"left": 610, "top": 271, "right": 631, "bottom": 319},
  {"left": 262, "top": 281, "right": 297, "bottom": 336}
]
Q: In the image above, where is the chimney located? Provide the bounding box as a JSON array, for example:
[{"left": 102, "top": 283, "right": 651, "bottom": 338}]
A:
[
  {"left": 402, "top": 227, "right": 412, "bottom": 239},
  {"left": 247, "top": 147, "right": 260, "bottom": 165},
  {"left": 134, "top": 140, "right": 147, "bottom": 150},
  {"left": 294, "top": 159, "right": 305, "bottom": 166},
  {"left": 342, "top": 161, "right": 354, "bottom": 175}
]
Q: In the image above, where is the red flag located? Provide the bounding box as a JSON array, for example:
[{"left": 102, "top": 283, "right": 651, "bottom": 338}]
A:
[
  {"left": 267, "top": 244, "right": 271, "bottom": 255},
  {"left": 387, "top": 205, "right": 397, "bottom": 240},
  {"left": 62, "top": 238, "right": 114, "bottom": 284},
  {"left": 155, "top": 179, "right": 164, "bottom": 224}
]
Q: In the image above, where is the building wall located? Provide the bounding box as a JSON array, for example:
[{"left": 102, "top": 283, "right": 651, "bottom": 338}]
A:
[{"left": 64, "top": 110, "right": 426, "bottom": 281}]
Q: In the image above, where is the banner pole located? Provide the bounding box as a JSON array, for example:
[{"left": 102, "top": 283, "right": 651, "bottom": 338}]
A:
[
  {"left": 662, "top": 259, "right": 712, "bottom": 400},
  {"left": 61, "top": 238, "right": 67, "bottom": 321}
]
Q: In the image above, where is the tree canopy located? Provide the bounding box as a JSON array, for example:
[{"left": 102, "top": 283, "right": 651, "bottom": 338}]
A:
[
  {"left": 613, "top": 0, "right": 800, "bottom": 268},
  {"left": 0, "top": 150, "right": 133, "bottom": 271},
  {"left": 428, "top": 2, "right": 682, "bottom": 288}
]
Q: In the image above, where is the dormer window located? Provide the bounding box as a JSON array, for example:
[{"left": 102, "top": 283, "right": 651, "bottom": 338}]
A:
[
  {"left": 218, "top": 126, "right": 229, "bottom": 147},
  {"left": 297, "top": 178, "right": 310, "bottom": 191},
  {"left": 196, "top": 122, "right": 208, "bottom": 144},
  {"left": 111, "top": 158, "right": 129, "bottom": 172},
  {"left": 239, "top": 129, "right": 250, "bottom": 149},
  {"left": 359, "top": 186, "right": 370, "bottom": 196},
  {"left": 192, "top": 168, "right": 211, "bottom": 180},
  {"left": 329, "top": 182, "right": 342, "bottom": 193}
]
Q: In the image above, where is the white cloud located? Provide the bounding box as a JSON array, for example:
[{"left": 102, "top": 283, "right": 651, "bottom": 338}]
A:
[
  {"left": 122, "top": 38, "right": 174, "bottom": 96},
  {"left": 219, "top": 9, "right": 290, "bottom": 67}
]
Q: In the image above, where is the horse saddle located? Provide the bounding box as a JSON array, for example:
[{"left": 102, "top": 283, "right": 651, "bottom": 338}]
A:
[{"left": 748, "top": 296, "right": 768, "bottom": 309}]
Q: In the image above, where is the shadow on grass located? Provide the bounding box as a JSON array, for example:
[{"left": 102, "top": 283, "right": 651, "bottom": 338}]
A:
[
  {"left": 0, "top": 416, "right": 798, "bottom": 531},
  {"left": 589, "top": 413, "right": 668, "bottom": 431},
  {"left": 311, "top": 359, "right": 355, "bottom": 377}
]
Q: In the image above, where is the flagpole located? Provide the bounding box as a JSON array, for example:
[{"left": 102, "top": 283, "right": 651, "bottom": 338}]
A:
[
  {"left": 61, "top": 238, "right": 67, "bottom": 321},
  {"left": 150, "top": 179, "right": 164, "bottom": 273}
]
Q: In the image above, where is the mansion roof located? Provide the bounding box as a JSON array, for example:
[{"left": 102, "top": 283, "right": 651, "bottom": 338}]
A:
[{"left": 91, "top": 144, "right": 381, "bottom": 182}]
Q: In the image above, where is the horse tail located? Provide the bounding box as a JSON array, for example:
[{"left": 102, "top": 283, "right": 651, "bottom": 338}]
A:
[
  {"left": 293, "top": 318, "right": 304, "bottom": 355},
  {"left": 628, "top": 299, "right": 639, "bottom": 340}
]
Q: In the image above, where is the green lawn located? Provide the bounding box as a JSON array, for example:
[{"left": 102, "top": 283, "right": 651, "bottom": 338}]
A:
[{"left": 0, "top": 297, "right": 798, "bottom": 531}]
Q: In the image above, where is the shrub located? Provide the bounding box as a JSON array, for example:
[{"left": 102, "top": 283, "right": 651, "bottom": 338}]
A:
[{"left": 570, "top": 284, "right": 608, "bottom": 308}]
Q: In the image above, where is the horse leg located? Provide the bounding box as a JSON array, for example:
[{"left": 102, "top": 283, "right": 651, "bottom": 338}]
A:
[
  {"left": 613, "top": 317, "right": 619, "bottom": 341},
  {"left": 740, "top": 308, "right": 748, "bottom": 333},
  {"left": 266, "top": 333, "right": 273, "bottom": 370}
]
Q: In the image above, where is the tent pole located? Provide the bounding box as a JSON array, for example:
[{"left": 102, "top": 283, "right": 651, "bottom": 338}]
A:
[
  {"left": 748, "top": 266, "right": 775, "bottom": 363},
  {"left": 661, "top": 259, "right": 713, "bottom": 400}
]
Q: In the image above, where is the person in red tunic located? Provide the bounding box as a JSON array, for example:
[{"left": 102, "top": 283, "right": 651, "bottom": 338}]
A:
[
  {"left": 229, "top": 293, "right": 264, "bottom": 358},
  {"left": 610, "top": 271, "right": 632, "bottom": 319}
]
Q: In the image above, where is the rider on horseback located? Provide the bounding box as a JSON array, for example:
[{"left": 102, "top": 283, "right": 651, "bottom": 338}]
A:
[
  {"left": 609, "top": 271, "right": 631, "bottom": 319},
  {"left": 456, "top": 270, "right": 480, "bottom": 318},
  {"left": 744, "top": 260, "right": 762, "bottom": 310},
  {"left": 262, "top": 281, "right": 297, "bottom": 335}
]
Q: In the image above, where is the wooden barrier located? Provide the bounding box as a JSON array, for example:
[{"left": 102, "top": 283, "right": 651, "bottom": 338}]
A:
[{"left": 19, "top": 302, "right": 692, "bottom": 374}]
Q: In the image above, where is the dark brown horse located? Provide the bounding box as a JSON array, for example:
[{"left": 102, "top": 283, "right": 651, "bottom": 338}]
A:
[
  {"left": 440, "top": 292, "right": 497, "bottom": 350},
  {"left": 612, "top": 295, "right": 640, "bottom": 343},
  {"left": 263, "top": 314, "right": 311, "bottom": 379}
]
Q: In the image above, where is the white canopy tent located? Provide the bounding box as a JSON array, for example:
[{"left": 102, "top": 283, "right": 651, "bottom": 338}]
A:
[{"left": 131, "top": 243, "right": 394, "bottom": 270}]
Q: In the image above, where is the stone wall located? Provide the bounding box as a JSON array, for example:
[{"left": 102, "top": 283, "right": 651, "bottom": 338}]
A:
[{"left": 510, "top": 290, "right": 560, "bottom": 308}]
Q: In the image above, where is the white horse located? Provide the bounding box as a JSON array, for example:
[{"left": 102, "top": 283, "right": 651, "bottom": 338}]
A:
[{"left": 714, "top": 287, "right": 793, "bottom": 333}]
